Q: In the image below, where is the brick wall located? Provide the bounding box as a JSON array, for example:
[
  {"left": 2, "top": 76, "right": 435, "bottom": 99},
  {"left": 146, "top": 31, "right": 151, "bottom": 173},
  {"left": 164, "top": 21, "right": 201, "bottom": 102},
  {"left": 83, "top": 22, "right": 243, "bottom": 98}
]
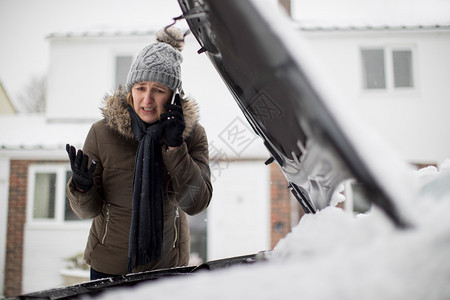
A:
[
  {"left": 4, "top": 160, "right": 65, "bottom": 296},
  {"left": 270, "top": 163, "right": 293, "bottom": 249},
  {"left": 4, "top": 160, "right": 33, "bottom": 297}
]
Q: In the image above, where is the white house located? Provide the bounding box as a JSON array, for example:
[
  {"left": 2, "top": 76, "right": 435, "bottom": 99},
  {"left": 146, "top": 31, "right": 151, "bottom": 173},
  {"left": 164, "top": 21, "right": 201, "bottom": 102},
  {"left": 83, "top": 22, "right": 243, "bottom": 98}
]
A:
[
  {"left": 1, "top": 0, "right": 449, "bottom": 297},
  {"left": 297, "top": 22, "right": 450, "bottom": 165}
]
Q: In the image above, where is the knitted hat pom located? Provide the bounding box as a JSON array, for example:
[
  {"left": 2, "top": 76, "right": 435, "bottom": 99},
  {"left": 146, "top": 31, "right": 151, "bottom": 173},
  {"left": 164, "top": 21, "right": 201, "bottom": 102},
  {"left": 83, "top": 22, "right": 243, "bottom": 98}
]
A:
[{"left": 156, "top": 27, "right": 185, "bottom": 52}]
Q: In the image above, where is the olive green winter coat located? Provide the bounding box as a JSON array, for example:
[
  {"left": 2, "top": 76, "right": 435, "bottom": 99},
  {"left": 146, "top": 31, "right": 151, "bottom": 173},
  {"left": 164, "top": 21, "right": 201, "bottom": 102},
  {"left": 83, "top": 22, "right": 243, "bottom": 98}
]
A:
[{"left": 66, "top": 88, "right": 212, "bottom": 275}]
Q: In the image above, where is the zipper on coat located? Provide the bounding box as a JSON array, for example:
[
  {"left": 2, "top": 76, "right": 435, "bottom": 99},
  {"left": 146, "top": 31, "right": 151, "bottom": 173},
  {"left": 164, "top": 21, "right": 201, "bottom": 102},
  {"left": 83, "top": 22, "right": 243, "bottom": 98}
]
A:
[
  {"left": 101, "top": 203, "right": 111, "bottom": 244},
  {"left": 173, "top": 207, "right": 180, "bottom": 248}
]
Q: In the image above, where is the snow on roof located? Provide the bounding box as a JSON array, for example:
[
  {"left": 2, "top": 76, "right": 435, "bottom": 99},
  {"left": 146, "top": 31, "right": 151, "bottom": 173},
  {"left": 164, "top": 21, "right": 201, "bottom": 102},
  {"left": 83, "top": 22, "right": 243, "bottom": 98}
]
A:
[
  {"left": 0, "top": 114, "right": 93, "bottom": 152},
  {"left": 294, "top": 20, "right": 450, "bottom": 32},
  {"left": 45, "top": 21, "right": 190, "bottom": 39},
  {"left": 0, "top": 81, "right": 15, "bottom": 115},
  {"left": 46, "top": 28, "right": 158, "bottom": 39},
  {"left": 47, "top": 19, "right": 450, "bottom": 38}
]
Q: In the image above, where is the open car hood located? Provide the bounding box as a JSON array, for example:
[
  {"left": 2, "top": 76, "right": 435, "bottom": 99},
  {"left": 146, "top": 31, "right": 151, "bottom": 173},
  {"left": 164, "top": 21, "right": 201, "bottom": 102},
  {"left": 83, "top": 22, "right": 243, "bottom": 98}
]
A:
[{"left": 178, "top": 0, "right": 410, "bottom": 226}]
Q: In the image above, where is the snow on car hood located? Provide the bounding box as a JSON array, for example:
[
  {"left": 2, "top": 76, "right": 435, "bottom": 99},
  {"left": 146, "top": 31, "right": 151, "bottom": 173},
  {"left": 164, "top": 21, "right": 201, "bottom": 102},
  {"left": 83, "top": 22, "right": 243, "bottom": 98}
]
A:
[{"left": 95, "top": 160, "right": 450, "bottom": 300}]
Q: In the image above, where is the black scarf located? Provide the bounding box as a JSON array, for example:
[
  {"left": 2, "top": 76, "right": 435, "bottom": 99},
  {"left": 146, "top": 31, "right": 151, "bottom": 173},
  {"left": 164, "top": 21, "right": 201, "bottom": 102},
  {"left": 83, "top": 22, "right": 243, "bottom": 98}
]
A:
[{"left": 127, "top": 106, "right": 164, "bottom": 273}]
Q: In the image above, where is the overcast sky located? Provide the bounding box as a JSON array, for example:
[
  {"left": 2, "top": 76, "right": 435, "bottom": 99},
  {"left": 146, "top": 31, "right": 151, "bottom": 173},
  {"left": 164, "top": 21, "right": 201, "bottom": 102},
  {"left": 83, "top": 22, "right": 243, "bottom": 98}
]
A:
[{"left": 0, "top": 0, "right": 448, "bottom": 110}]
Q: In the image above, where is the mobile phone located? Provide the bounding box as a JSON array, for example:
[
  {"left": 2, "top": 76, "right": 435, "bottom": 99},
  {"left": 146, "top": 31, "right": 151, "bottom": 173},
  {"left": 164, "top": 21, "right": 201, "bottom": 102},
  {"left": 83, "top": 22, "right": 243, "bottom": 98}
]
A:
[{"left": 171, "top": 88, "right": 179, "bottom": 105}]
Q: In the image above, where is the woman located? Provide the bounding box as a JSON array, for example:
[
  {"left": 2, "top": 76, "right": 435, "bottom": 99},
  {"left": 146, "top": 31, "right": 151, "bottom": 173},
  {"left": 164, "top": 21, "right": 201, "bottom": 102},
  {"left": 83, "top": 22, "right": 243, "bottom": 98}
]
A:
[{"left": 66, "top": 27, "right": 212, "bottom": 280}]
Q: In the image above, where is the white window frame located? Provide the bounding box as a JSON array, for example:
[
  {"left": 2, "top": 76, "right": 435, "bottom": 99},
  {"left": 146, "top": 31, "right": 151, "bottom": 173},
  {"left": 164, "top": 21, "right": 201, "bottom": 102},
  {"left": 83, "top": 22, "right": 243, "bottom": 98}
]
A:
[
  {"left": 360, "top": 45, "right": 417, "bottom": 93},
  {"left": 27, "top": 164, "right": 87, "bottom": 226}
]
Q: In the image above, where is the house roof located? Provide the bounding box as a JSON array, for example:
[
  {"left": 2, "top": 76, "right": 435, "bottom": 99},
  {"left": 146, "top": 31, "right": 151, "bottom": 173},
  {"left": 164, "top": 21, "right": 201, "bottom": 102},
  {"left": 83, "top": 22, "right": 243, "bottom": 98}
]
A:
[
  {"left": 0, "top": 81, "right": 16, "bottom": 115},
  {"left": 294, "top": 20, "right": 450, "bottom": 32},
  {"left": 43, "top": 14, "right": 450, "bottom": 38},
  {"left": 293, "top": 17, "right": 450, "bottom": 31},
  {"left": 45, "top": 22, "right": 190, "bottom": 39},
  {"left": 46, "top": 29, "right": 158, "bottom": 39},
  {"left": 0, "top": 114, "right": 92, "bottom": 156}
]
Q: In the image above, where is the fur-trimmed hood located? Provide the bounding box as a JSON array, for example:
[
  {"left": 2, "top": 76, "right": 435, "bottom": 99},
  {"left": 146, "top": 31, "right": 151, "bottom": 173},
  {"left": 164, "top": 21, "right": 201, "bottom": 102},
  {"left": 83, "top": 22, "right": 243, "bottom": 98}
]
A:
[{"left": 101, "top": 87, "right": 200, "bottom": 140}]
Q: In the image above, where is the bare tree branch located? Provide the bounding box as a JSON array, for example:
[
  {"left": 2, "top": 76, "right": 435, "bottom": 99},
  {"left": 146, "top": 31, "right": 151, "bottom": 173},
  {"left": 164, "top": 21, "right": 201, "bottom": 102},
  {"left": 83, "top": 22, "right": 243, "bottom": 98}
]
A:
[{"left": 17, "top": 75, "right": 47, "bottom": 113}]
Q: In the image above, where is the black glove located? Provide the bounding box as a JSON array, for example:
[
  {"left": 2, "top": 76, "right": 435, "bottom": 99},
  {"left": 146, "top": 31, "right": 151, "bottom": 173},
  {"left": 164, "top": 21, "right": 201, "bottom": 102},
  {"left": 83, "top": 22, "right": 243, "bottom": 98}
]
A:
[
  {"left": 66, "top": 144, "right": 97, "bottom": 192},
  {"left": 160, "top": 93, "right": 186, "bottom": 147}
]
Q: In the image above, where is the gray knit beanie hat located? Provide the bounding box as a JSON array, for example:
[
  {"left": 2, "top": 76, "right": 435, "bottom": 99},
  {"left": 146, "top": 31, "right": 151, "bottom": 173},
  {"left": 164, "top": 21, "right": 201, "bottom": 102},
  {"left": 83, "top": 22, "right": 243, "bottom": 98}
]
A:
[{"left": 126, "top": 27, "right": 185, "bottom": 92}]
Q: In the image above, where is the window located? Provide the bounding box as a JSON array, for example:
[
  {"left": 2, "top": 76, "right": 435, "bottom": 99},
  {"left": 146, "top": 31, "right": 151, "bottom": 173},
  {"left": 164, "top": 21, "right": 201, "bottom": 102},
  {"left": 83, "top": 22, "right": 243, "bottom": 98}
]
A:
[
  {"left": 361, "top": 49, "right": 386, "bottom": 89},
  {"left": 361, "top": 47, "right": 414, "bottom": 90},
  {"left": 33, "top": 172, "right": 56, "bottom": 219},
  {"left": 392, "top": 50, "right": 413, "bottom": 88},
  {"left": 115, "top": 56, "right": 133, "bottom": 89},
  {"left": 28, "top": 164, "right": 82, "bottom": 223}
]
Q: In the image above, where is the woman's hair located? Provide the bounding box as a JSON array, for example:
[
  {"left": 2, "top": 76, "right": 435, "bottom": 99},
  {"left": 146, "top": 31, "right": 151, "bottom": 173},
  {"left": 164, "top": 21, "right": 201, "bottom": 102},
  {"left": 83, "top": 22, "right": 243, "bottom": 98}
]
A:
[{"left": 126, "top": 92, "right": 134, "bottom": 107}]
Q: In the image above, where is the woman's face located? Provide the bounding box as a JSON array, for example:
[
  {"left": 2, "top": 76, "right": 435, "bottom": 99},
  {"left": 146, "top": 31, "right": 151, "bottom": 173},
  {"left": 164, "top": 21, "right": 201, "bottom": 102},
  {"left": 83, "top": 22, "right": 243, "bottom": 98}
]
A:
[{"left": 131, "top": 81, "right": 172, "bottom": 124}]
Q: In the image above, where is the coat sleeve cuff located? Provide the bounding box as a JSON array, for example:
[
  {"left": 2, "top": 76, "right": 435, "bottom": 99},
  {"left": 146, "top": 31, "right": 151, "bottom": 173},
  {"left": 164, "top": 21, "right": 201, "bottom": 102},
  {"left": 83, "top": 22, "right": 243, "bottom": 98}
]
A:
[{"left": 162, "top": 142, "right": 188, "bottom": 172}]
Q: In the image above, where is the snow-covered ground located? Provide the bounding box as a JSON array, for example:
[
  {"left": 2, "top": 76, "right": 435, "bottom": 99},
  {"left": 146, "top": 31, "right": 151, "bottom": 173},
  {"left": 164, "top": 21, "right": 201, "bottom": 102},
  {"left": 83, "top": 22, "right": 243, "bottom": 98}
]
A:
[{"left": 91, "top": 160, "right": 450, "bottom": 300}]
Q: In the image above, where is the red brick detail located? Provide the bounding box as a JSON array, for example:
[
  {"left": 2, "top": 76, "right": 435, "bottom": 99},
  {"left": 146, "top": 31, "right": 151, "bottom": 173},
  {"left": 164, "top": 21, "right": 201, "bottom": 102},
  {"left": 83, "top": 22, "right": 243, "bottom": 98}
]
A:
[
  {"left": 270, "top": 164, "right": 291, "bottom": 249},
  {"left": 4, "top": 160, "right": 33, "bottom": 297},
  {"left": 4, "top": 159, "right": 65, "bottom": 297}
]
